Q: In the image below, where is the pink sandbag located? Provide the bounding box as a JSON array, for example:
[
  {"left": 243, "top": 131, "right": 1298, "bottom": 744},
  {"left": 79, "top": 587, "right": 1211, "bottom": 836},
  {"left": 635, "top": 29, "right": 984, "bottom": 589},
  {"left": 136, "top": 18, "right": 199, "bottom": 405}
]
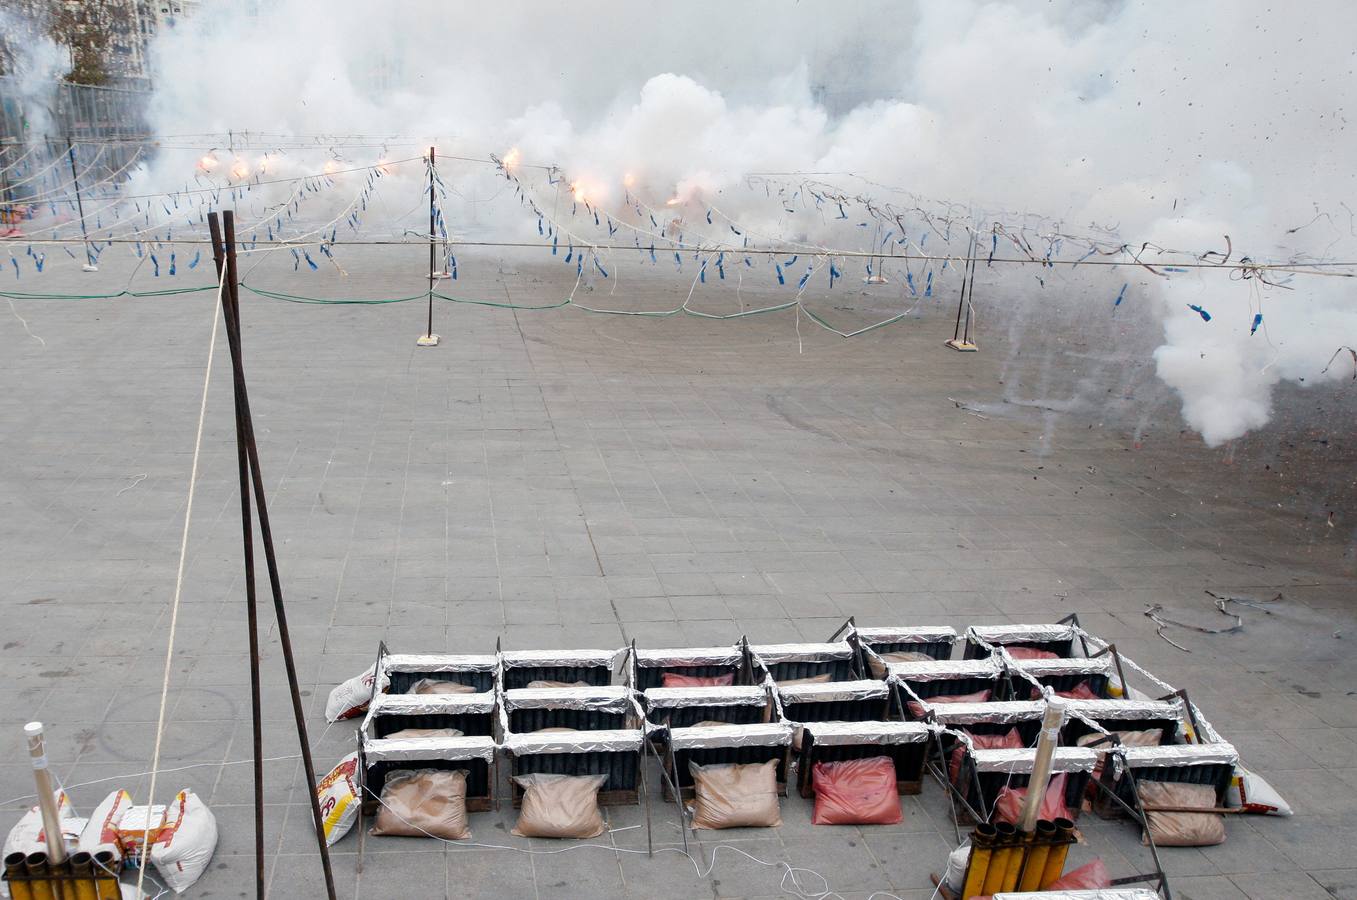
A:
[
  {"left": 810, "top": 757, "right": 902, "bottom": 826},
  {"left": 1004, "top": 646, "right": 1059, "bottom": 660},
  {"left": 661, "top": 671, "right": 735, "bottom": 687},
  {"left": 948, "top": 728, "right": 1023, "bottom": 785},
  {"left": 1030, "top": 680, "right": 1100, "bottom": 700},
  {"left": 1047, "top": 858, "right": 1112, "bottom": 889},
  {"left": 906, "top": 688, "right": 992, "bottom": 718},
  {"left": 992, "top": 773, "right": 1070, "bottom": 825}
]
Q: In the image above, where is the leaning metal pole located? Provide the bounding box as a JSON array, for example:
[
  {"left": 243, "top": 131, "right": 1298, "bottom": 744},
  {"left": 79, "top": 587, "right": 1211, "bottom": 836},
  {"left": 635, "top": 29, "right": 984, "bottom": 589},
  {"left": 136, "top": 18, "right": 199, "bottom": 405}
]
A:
[
  {"left": 207, "top": 211, "right": 266, "bottom": 900},
  {"left": 214, "top": 211, "right": 339, "bottom": 900},
  {"left": 65, "top": 136, "right": 95, "bottom": 271}
]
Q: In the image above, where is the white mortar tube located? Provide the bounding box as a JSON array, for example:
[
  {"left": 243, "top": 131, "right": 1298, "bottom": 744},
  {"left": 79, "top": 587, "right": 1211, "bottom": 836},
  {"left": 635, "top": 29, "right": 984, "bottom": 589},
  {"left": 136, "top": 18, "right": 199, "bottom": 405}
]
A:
[
  {"left": 1018, "top": 696, "right": 1067, "bottom": 834},
  {"left": 25, "top": 722, "right": 67, "bottom": 865}
]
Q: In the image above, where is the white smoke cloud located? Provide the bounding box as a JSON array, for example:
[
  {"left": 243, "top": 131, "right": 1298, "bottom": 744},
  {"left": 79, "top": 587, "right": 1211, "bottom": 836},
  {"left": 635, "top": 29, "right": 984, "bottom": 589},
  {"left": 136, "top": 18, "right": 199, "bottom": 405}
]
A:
[{"left": 132, "top": 0, "right": 1355, "bottom": 445}]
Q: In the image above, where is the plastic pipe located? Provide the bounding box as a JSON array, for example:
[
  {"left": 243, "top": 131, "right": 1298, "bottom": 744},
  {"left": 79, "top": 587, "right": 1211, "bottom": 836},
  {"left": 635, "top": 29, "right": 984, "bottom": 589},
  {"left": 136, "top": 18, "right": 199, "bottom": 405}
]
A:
[
  {"left": 22, "top": 853, "right": 54, "bottom": 900},
  {"left": 4, "top": 851, "right": 35, "bottom": 900},
  {"left": 68, "top": 852, "right": 99, "bottom": 900},
  {"left": 1018, "top": 819, "right": 1056, "bottom": 890},
  {"left": 1040, "top": 817, "right": 1076, "bottom": 887},
  {"left": 959, "top": 823, "right": 996, "bottom": 899},
  {"left": 981, "top": 822, "right": 1016, "bottom": 895}
]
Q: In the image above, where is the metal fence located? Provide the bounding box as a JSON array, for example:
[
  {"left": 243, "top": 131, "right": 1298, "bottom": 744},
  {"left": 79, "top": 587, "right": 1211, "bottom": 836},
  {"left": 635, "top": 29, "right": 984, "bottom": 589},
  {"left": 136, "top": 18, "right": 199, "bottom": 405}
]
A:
[{"left": 1, "top": 76, "right": 151, "bottom": 204}]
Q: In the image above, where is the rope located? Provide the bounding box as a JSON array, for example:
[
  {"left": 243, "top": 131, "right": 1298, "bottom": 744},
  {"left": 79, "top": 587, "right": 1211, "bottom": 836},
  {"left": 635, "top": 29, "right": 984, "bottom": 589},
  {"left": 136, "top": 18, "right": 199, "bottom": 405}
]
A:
[{"left": 134, "top": 260, "right": 226, "bottom": 898}]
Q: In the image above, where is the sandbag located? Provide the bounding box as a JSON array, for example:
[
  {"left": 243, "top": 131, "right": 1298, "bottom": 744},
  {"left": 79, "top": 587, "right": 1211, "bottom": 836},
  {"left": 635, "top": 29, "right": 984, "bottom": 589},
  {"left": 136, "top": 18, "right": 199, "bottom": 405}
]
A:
[
  {"left": 810, "top": 757, "right": 901, "bottom": 826},
  {"left": 511, "top": 773, "right": 607, "bottom": 839},
  {"left": 79, "top": 789, "right": 135, "bottom": 858},
  {"left": 689, "top": 759, "right": 781, "bottom": 829},
  {"left": 1227, "top": 766, "right": 1293, "bottom": 816},
  {"left": 317, "top": 752, "right": 361, "bottom": 847},
  {"left": 949, "top": 728, "right": 1023, "bottom": 785},
  {"left": 992, "top": 773, "right": 1070, "bottom": 825},
  {"left": 661, "top": 672, "right": 734, "bottom": 688},
  {"left": 1005, "top": 646, "right": 1059, "bottom": 660},
  {"left": 1030, "top": 680, "right": 1100, "bottom": 700},
  {"left": 409, "top": 678, "right": 476, "bottom": 695},
  {"left": 942, "top": 841, "right": 971, "bottom": 895},
  {"left": 3, "top": 790, "right": 80, "bottom": 860},
  {"left": 776, "top": 674, "right": 832, "bottom": 686},
  {"left": 325, "top": 664, "right": 386, "bottom": 722},
  {"left": 146, "top": 790, "right": 217, "bottom": 894},
  {"left": 866, "top": 650, "right": 932, "bottom": 679},
  {"left": 1076, "top": 729, "right": 1161, "bottom": 780},
  {"left": 1047, "top": 858, "right": 1112, "bottom": 889},
  {"left": 370, "top": 769, "right": 470, "bottom": 840},
  {"left": 1137, "top": 781, "right": 1225, "bottom": 846},
  {"left": 385, "top": 727, "right": 464, "bottom": 739},
  {"left": 906, "top": 688, "right": 991, "bottom": 718}
]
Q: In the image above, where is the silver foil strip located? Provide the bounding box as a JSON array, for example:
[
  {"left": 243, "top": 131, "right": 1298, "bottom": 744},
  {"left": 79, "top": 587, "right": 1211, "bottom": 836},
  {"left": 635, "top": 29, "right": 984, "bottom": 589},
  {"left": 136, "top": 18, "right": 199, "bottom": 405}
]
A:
[
  {"left": 642, "top": 685, "right": 768, "bottom": 708},
  {"left": 748, "top": 642, "right": 854, "bottom": 664},
  {"left": 632, "top": 645, "right": 744, "bottom": 668},
  {"left": 502, "top": 686, "right": 633, "bottom": 712},
  {"left": 852, "top": 626, "right": 958, "bottom": 645},
  {"left": 968, "top": 624, "right": 1078, "bottom": 645},
  {"left": 381, "top": 653, "right": 498, "bottom": 674},
  {"left": 1062, "top": 699, "right": 1181, "bottom": 721},
  {"left": 501, "top": 728, "right": 644, "bottom": 756},
  {"left": 667, "top": 722, "right": 793, "bottom": 751},
  {"left": 361, "top": 735, "right": 497, "bottom": 764},
  {"left": 1004, "top": 655, "right": 1115, "bottom": 677},
  {"left": 367, "top": 692, "right": 496, "bottom": 716},
  {"left": 500, "top": 648, "right": 623, "bottom": 667},
  {"left": 801, "top": 721, "right": 930, "bottom": 746},
  {"left": 1119, "top": 742, "right": 1238, "bottom": 768},
  {"left": 887, "top": 658, "right": 1002, "bottom": 681},
  {"left": 927, "top": 701, "right": 1046, "bottom": 725},
  {"left": 970, "top": 747, "right": 1099, "bottom": 774},
  {"left": 775, "top": 679, "right": 889, "bottom": 703}
]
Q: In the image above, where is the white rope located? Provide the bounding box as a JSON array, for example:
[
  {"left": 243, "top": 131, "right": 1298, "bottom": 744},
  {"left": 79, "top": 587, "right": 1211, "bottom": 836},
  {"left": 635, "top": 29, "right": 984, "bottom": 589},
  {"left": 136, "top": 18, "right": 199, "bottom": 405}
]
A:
[{"left": 135, "top": 262, "right": 226, "bottom": 898}]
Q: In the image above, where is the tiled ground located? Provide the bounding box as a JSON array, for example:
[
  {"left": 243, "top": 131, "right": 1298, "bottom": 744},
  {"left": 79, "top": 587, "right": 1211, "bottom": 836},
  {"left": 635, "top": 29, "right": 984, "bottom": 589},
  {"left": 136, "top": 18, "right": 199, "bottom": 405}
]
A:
[{"left": 1, "top": 244, "right": 1354, "bottom": 899}]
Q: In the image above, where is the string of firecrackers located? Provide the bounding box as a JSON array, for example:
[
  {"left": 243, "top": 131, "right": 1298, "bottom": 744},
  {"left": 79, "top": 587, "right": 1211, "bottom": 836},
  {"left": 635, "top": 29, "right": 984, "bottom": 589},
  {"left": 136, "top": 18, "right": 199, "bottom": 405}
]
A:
[
  {"left": 495, "top": 155, "right": 935, "bottom": 335},
  {"left": 5, "top": 140, "right": 1354, "bottom": 347},
  {"left": 1, "top": 148, "right": 407, "bottom": 276}
]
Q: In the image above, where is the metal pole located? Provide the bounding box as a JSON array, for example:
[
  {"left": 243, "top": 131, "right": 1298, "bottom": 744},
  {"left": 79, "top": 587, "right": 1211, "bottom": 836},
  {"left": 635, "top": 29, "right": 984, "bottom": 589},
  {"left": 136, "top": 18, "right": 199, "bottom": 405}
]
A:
[
  {"left": 24, "top": 723, "right": 66, "bottom": 865},
  {"left": 416, "top": 146, "right": 441, "bottom": 346},
  {"left": 208, "top": 211, "right": 266, "bottom": 900},
  {"left": 216, "top": 214, "right": 338, "bottom": 900},
  {"left": 1017, "top": 696, "right": 1066, "bottom": 833},
  {"left": 428, "top": 145, "right": 435, "bottom": 333},
  {"left": 65, "top": 137, "right": 95, "bottom": 271}
]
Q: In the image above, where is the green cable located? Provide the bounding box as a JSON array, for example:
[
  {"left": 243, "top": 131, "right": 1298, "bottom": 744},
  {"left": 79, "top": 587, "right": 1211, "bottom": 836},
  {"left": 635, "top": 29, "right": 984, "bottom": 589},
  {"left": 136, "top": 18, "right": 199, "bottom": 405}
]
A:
[
  {"left": 2, "top": 282, "right": 916, "bottom": 338},
  {"left": 240, "top": 284, "right": 422, "bottom": 305}
]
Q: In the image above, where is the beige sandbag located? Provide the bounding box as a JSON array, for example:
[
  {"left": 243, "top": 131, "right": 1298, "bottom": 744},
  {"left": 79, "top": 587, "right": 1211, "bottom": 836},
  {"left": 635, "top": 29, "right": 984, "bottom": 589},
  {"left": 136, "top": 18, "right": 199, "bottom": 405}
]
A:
[
  {"left": 409, "top": 678, "right": 476, "bottom": 695},
  {"left": 524, "top": 680, "right": 592, "bottom": 689},
  {"left": 1075, "top": 729, "right": 1162, "bottom": 749},
  {"left": 777, "top": 674, "right": 832, "bottom": 686},
  {"left": 511, "top": 773, "right": 607, "bottom": 839},
  {"left": 867, "top": 650, "right": 933, "bottom": 679},
  {"left": 370, "top": 769, "right": 471, "bottom": 840},
  {"left": 1137, "top": 780, "right": 1225, "bottom": 846},
  {"left": 689, "top": 759, "right": 781, "bottom": 829},
  {"left": 385, "top": 727, "right": 464, "bottom": 739}
]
